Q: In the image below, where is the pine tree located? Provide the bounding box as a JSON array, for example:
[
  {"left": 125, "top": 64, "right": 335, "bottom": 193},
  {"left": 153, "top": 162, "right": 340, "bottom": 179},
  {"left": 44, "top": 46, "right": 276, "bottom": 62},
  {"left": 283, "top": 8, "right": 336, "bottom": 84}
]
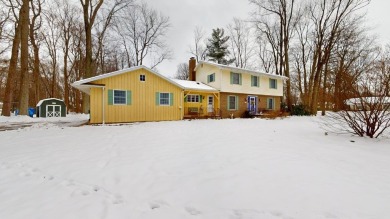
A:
[{"left": 206, "top": 28, "right": 235, "bottom": 65}]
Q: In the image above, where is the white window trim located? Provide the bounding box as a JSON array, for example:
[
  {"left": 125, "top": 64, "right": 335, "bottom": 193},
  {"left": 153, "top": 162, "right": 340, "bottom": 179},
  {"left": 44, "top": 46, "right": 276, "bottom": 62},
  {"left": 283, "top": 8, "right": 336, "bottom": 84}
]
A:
[
  {"left": 140, "top": 74, "right": 146, "bottom": 82},
  {"left": 209, "top": 73, "right": 215, "bottom": 82},
  {"left": 113, "top": 89, "right": 127, "bottom": 105},
  {"left": 252, "top": 75, "right": 259, "bottom": 87},
  {"left": 270, "top": 79, "right": 277, "bottom": 89},
  {"left": 187, "top": 95, "right": 200, "bottom": 103},
  {"left": 267, "top": 97, "right": 275, "bottom": 110},
  {"left": 159, "top": 92, "right": 170, "bottom": 106},
  {"left": 232, "top": 72, "right": 240, "bottom": 85},
  {"left": 228, "top": 95, "right": 238, "bottom": 111}
]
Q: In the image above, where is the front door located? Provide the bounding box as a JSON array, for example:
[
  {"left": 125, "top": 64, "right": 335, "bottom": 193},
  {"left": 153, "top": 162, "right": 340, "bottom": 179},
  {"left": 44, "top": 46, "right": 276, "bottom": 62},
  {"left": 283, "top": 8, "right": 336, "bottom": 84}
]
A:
[
  {"left": 47, "top": 105, "right": 61, "bottom": 117},
  {"left": 247, "top": 96, "right": 257, "bottom": 113},
  {"left": 207, "top": 95, "right": 214, "bottom": 113}
]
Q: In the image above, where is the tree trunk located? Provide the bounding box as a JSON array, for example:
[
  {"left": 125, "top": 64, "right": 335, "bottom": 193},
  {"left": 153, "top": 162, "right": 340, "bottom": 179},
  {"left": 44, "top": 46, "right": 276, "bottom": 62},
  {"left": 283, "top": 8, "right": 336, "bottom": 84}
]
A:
[
  {"left": 64, "top": 44, "right": 69, "bottom": 113},
  {"left": 2, "top": 23, "right": 21, "bottom": 116},
  {"left": 18, "top": 0, "right": 30, "bottom": 115}
]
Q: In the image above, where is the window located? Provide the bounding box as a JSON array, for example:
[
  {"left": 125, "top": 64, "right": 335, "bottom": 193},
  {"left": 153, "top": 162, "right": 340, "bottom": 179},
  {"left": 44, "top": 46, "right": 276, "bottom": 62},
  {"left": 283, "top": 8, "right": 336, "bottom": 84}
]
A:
[
  {"left": 269, "top": 78, "right": 277, "bottom": 89},
  {"left": 187, "top": 95, "right": 200, "bottom": 102},
  {"left": 113, "top": 90, "right": 126, "bottom": 104},
  {"left": 140, "top": 75, "right": 146, "bottom": 81},
  {"left": 267, "top": 98, "right": 275, "bottom": 110},
  {"left": 251, "top": 75, "right": 259, "bottom": 87},
  {"left": 228, "top": 95, "right": 238, "bottom": 110},
  {"left": 159, "top": 93, "right": 170, "bottom": 105},
  {"left": 208, "top": 73, "right": 215, "bottom": 83},
  {"left": 231, "top": 72, "right": 241, "bottom": 85}
]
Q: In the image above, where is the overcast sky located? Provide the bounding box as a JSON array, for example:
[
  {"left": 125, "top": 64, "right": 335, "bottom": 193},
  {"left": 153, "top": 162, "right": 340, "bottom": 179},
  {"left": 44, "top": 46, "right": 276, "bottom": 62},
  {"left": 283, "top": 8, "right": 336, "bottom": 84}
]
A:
[{"left": 143, "top": 0, "right": 390, "bottom": 78}]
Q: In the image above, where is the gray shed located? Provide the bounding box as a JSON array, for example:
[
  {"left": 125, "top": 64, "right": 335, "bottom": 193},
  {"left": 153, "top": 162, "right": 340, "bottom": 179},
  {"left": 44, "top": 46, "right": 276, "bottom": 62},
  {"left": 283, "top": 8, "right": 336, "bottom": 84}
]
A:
[{"left": 36, "top": 98, "right": 66, "bottom": 117}]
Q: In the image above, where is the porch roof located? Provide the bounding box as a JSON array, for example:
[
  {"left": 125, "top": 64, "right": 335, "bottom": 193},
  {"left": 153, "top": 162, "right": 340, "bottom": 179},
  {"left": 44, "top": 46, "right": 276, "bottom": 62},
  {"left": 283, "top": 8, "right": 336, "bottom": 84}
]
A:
[{"left": 171, "top": 79, "right": 218, "bottom": 92}]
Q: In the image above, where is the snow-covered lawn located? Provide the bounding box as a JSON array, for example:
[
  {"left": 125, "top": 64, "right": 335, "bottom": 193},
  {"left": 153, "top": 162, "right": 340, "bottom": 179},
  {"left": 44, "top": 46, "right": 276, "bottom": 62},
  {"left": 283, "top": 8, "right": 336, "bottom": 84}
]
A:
[{"left": 0, "top": 116, "right": 390, "bottom": 219}]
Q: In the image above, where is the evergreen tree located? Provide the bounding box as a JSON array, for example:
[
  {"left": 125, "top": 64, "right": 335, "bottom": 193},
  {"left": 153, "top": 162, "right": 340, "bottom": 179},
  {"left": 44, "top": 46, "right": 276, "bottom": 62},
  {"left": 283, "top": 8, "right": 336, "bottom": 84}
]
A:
[{"left": 206, "top": 28, "right": 235, "bottom": 65}]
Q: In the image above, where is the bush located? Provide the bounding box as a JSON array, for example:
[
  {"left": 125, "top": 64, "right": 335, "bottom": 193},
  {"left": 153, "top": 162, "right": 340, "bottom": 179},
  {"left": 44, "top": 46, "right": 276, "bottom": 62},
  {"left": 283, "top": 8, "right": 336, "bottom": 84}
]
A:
[{"left": 291, "top": 104, "right": 311, "bottom": 116}]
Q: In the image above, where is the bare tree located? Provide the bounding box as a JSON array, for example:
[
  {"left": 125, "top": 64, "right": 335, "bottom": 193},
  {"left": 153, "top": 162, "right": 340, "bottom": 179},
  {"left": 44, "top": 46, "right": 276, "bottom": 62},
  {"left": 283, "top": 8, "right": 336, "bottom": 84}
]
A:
[
  {"left": 189, "top": 26, "right": 207, "bottom": 62},
  {"left": 0, "top": 3, "right": 10, "bottom": 56},
  {"left": 250, "top": 0, "right": 301, "bottom": 112},
  {"left": 1, "top": 0, "right": 21, "bottom": 116},
  {"left": 323, "top": 62, "right": 390, "bottom": 138},
  {"left": 94, "top": 0, "right": 132, "bottom": 74},
  {"left": 306, "top": 0, "right": 370, "bottom": 115},
  {"left": 42, "top": 8, "right": 61, "bottom": 98},
  {"left": 115, "top": 2, "right": 171, "bottom": 69},
  {"left": 29, "top": 0, "right": 43, "bottom": 105},
  {"left": 17, "top": 0, "right": 30, "bottom": 115},
  {"left": 227, "top": 18, "right": 254, "bottom": 69},
  {"left": 174, "top": 62, "right": 189, "bottom": 80},
  {"left": 80, "top": 0, "right": 104, "bottom": 113}
]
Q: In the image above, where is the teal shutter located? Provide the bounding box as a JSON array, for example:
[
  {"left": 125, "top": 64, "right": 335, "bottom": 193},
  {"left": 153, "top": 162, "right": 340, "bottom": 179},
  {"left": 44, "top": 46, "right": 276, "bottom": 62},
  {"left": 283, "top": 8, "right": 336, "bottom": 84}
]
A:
[
  {"left": 126, "top": 90, "right": 132, "bottom": 105},
  {"left": 251, "top": 75, "right": 254, "bottom": 86},
  {"left": 108, "top": 90, "right": 113, "bottom": 105},
  {"left": 269, "top": 79, "right": 272, "bottom": 88},
  {"left": 235, "top": 96, "right": 239, "bottom": 110},
  {"left": 207, "top": 75, "right": 210, "bottom": 83},
  {"left": 184, "top": 96, "right": 187, "bottom": 102},
  {"left": 199, "top": 95, "right": 203, "bottom": 103},
  {"left": 230, "top": 72, "right": 233, "bottom": 84},
  {"left": 227, "top": 96, "right": 230, "bottom": 110},
  {"left": 239, "top": 74, "right": 242, "bottom": 85},
  {"left": 213, "top": 73, "right": 215, "bottom": 82},
  {"left": 170, "top": 93, "right": 174, "bottom": 106},
  {"left": 155, "top": 92, "right": 160, "bottom": 105},
  {"left": 257, "top": 76, "right": 260, "bottom": 87},
  {"left": 275, "top": 79, "right": 278, "bottom": 89}
]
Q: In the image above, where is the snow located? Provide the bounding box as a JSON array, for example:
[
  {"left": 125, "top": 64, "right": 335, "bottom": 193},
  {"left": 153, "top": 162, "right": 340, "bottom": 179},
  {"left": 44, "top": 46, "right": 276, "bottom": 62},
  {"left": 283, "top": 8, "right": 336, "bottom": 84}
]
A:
[
  {"left": 36, "top": 98, "right": 65, "bottom": 107},
  {"left": 171, "top": 79, "right": 217, "bottom": 91},
  {"left": 0, "top": 113, "right": 89, "bottom": 131},
  {"left": 1, "top": 116, "right": 390, "bottom": 219},
  {"left": 345, "top": 97, "right": 390, "bottom": 105}
]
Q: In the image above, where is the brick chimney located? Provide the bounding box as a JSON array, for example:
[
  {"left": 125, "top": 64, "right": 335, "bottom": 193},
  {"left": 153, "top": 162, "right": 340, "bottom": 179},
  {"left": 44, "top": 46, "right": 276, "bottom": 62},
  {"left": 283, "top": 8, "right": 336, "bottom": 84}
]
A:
[{"left": 189, "top": 57, "right": 196, "bottom": 81}]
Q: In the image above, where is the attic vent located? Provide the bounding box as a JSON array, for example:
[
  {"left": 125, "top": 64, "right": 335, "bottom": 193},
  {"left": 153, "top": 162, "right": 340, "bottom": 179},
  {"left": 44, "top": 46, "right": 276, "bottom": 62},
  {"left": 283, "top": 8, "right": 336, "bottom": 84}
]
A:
[{"left": 196, "top": 82, "right": 200, "bottom": 85}]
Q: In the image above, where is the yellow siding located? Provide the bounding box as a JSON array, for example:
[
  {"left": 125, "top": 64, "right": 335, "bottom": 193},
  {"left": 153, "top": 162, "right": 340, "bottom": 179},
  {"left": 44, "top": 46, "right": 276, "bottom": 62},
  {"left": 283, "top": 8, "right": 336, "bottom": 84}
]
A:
[
  {"left": 89, "top": 68, "right": 183, "bottom": 124},
  {"left": 183, "top": 91, "right": 220, "bottom": 116}
]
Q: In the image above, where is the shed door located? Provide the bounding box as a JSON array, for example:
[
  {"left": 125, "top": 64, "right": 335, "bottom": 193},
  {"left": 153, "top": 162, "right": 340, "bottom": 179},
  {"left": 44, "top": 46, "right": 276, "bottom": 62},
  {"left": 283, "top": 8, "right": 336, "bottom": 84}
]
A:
[{"left": 47, "top": 105, "right": 61, "bottom": 117}]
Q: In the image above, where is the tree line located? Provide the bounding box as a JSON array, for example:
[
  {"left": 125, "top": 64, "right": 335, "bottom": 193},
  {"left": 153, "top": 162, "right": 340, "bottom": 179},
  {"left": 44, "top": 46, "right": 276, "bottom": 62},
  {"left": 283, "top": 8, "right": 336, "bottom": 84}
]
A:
[
  {"left": 0, "top": 0, "right": 171, "bottom": 116},
  {"left": 1, "top": 0, "right": 389, "bottom": 119}
]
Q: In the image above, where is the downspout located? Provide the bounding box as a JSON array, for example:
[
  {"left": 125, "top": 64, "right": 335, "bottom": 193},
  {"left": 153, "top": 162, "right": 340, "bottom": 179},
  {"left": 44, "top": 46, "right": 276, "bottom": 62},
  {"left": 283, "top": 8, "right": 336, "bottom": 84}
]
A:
[
  {"left": 102, "top": 87, "right": 105, "bottom": 125},
  {"left": 181, "top": 90, "right": 184, "bottom": 120}
]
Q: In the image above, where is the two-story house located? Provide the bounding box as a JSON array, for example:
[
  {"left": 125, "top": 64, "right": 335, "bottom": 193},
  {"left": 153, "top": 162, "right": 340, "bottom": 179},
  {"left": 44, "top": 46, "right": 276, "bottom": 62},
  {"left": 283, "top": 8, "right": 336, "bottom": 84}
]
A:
[
  {"left": 71, "top": 58, "right": 286, "bottom": 124},
  {"left": 191, "top": 58, "right": 286, "bottom": 118}
]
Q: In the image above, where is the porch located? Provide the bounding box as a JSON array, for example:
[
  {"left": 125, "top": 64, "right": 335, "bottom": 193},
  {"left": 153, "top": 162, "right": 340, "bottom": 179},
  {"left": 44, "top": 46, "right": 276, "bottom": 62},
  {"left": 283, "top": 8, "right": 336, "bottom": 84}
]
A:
[{"left": 183, "top": 91, "right": 220, "bottom": 119}]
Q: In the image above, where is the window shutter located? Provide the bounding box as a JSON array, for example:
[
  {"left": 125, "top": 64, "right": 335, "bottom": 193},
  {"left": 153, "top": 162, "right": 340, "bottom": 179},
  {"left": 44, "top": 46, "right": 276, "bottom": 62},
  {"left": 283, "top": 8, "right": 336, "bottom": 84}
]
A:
[
  {"left": 239, "top": 74, "right": 242, "bottom": 85},
  {"left": 108, "top": 90, "right": 113, "bottom": 105},
  {"left": 155, "top": 92, "right": 160, "bottom": 105},
  {"left": 235, "top": 96, "right": 239, "bottom": 110},
  {"left": 199, "top": 95, "right": 203, "bottom": 103},
  {"left": 257, "top": 76, "right": 260, "bottom": 87},
  {"left": 184, "top": 96, "right": 187, "bottom": 102},
  {"left": 126, "top": 90, "right": 132, "bottom": 105},
  {"left": 230, "top": 72, "right": 233, "bottom": 84},
  {"left": 269, "top": 79, "right": 272, "bottom": 88},
  {"left": 251, "top": 76, "right": 254, "bottom": 86},
  {"left": 170, "top": 93, "right": 174, "bottom": 106},
  {"left": 227, "top": 96, "right": 230, "bottom": 110},
  {"left": 207, "top": 75, "right": 210, "bottom": 83},
  {"left": 275, "top": 79, "right": 278, "bottom": 89}
]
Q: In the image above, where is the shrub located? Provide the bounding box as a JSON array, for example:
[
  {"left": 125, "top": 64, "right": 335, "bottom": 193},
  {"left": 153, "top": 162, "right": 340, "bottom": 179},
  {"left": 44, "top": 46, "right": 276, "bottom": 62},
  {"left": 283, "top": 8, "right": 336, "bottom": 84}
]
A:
[{"left": 291, "top": 104, "right": 311, "bottom": 116}]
